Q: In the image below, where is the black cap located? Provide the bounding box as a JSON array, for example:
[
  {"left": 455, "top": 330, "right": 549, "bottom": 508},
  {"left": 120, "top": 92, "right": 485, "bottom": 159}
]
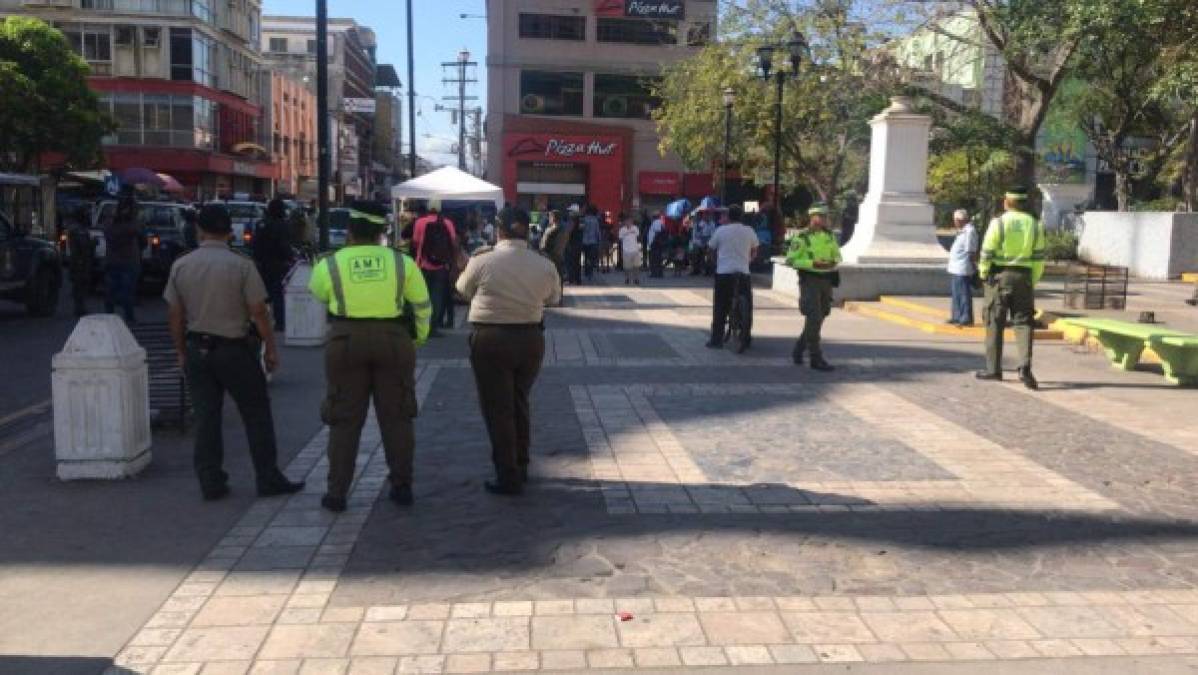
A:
[{"left": 197, "top": 204, "right": 232, "bottom": 234}]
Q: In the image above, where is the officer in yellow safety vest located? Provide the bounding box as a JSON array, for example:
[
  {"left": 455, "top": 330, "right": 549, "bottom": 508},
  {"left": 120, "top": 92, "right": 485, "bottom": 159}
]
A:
[
  {"left": 976, "top": 187, "right": 1046, "bottom": 390},
  {"left": 308, "top": 208, "right": 432, "bottom": 512},
  {"left": 786, "top": 203, "right": 842, "bottom": 371}
]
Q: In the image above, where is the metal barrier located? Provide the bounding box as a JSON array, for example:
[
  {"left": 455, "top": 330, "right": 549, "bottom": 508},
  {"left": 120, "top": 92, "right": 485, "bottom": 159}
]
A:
[{"left": 130, "top": 322, "right": 190, "bottom": 431}]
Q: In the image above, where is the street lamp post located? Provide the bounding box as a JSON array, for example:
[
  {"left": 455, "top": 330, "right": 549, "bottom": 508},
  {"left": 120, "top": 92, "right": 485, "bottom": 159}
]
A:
[
  {"left": 722, "top": 87, "right": 735, "bottom": 205},
  {"left": 316, "top": 0, "right": 330, "bottom": 251},
  {"left": 755, "top": 32, "right": 808, "bottom": 215}
]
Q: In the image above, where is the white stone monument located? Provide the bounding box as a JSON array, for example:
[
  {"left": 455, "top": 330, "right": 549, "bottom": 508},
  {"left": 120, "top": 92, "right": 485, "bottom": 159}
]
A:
[
  {"left": 52, "top": 315, "right": 151, "bottom": 480},
  {"left": 284, "top": 261, "right": 328, "bottom": 347},
  {"left": 836, "top": 96, "right": 948, "bottom": 300}
]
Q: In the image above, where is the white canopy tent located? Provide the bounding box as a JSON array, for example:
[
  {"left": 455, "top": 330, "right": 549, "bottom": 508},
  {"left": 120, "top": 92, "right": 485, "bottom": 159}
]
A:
[{"left": 391, "top": 167, "right": 504, "bottom": 208}]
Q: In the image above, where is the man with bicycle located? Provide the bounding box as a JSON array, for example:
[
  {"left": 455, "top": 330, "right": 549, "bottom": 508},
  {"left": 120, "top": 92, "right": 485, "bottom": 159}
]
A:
[{"left": 706, "top": 204, "right": 759, "bottom": 350}]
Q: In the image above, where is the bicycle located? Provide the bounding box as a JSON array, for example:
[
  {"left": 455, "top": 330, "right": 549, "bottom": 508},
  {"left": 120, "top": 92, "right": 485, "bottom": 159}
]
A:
[{"left": 723, "top": 272, "right": 751, "bottom": 354}]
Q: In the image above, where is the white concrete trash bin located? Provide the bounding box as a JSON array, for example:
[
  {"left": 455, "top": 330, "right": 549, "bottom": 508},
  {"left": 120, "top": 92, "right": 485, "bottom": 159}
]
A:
[
  {"left": 284, "top": 261, "right": 328, "bottom": 347},
  {"left": 52, "top": 315, "right": 152, "bottom": 480}
]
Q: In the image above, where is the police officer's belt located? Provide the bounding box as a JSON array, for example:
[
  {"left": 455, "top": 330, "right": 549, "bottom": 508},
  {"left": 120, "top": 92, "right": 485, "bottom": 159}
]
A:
[
  {"left": 186, "top": 332, "right": 250, "bottom": 347},
  {"left": 471, "top": 322, "right": 544, "bottom": 330},
  {"left": 328, "top": 315, "right": 404, "bottom": 323}
]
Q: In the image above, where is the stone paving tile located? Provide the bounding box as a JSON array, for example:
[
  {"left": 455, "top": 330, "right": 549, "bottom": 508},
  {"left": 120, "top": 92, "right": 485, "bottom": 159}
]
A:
[
  {"left": 442, "top": 618, "right": 531, "bottom": 654},
  {"left": 193, "top": 596, "right": 287, "bottom": 627},
  {"left": 259, "top": 624, "right": 356, "bottom": 659},
  {"left": 163, "top": 626, "right": 270, "bottom": 662},
  {"left": 781, "top": 612, "right": 877, "bottom": 644},
  {"left": 699, "top": 612, "right": 790, "bottom": 645},
  {"left": 531, "top": 615, "right": 617, "bottom": 651},
  {"left": 352, "top": 621, "right": 444, "bottom": 656},
  {"left": 615, "top": 613, "right": 706, "bottom": 647}
]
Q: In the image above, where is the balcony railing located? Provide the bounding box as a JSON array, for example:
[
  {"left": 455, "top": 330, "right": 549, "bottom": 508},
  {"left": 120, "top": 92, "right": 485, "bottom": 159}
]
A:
[{"left": 23, "top": 0, "right": 196, "bottom": 18}]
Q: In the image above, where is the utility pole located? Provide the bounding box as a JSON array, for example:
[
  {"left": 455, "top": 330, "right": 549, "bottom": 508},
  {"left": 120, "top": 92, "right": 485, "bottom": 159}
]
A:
[
  {"left": 441, "top": 49, "right": 478, "bottom": 172},
  {"left": 469, "top": 108, "right": 483, "bottom": 175},
  {"left": 316, "top": 0, "right": 330, "bottom": 250},
  {"left": 406, "top": 0, "right": 416, "bottom": 178}
]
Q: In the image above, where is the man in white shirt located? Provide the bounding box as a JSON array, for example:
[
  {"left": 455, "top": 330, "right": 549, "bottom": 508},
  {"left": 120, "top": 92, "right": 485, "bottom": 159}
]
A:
[
  {"left": 618, "top": 215, "right": 642, "bottom": 285},
  {"left": 706, "top": 205, "right": 759, "bottom": 349}
]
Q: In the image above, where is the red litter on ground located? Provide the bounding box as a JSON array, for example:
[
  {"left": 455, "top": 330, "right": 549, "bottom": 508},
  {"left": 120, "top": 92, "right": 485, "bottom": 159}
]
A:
[{"left": 617, "top": 611, "right": 634, "bottom": 622}]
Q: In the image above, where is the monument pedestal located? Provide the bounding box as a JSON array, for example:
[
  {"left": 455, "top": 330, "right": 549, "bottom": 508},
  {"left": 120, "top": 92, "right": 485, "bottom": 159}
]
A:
[{"left": 836, "top": 97, "right": 948, "bottom": 300}]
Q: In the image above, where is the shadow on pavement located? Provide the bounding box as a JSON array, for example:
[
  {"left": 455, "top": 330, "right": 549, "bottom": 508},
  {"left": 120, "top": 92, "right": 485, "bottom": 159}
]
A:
[{"left": 0, "top": 655, "right": 112, "bottom": 675}]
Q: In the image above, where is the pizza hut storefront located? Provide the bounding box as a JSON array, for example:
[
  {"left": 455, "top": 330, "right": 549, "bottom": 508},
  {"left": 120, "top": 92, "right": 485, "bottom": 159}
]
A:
[{"left": 502, "top": 130, "right": 630, "bottom": 218}]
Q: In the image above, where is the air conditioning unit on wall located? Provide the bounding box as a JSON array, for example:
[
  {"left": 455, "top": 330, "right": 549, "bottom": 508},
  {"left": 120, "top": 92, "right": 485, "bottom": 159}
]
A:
[{"left": 521, "top": 94, "right": 545, "bottom": 114}]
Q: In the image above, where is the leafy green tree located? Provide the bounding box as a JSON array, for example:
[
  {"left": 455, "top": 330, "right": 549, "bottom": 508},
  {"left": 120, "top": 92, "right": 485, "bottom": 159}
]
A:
[
  {"left": 653, "top": 0, "right": 891, "bottom": 215},
  {"left": 1059, "top": 0, "right": 1195, "bottom": 211},
  {"left": 0, "top": 16, "right": 113, "bottom": 173},
  {"left": 890, "top": 0, "right": 1120, "bottom": 192}
]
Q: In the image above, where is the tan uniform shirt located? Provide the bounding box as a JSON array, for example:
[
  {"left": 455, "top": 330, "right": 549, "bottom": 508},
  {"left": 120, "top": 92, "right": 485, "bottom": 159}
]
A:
[
  {"left": 455, "top": 239, "right": 561, "bottom": 324},
  {"left": 163, "top": 240, "right": 269, "bottom": 338}
]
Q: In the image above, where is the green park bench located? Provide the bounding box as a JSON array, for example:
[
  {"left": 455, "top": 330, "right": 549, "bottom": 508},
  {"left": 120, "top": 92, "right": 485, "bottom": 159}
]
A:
[{"left": 1060, "top": 317, "right": 1198, "bottom": 386}]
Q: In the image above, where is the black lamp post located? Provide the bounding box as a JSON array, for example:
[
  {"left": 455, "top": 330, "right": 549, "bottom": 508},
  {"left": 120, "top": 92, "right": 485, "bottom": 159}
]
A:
[
  {"left": 721, "top": 87, "right": 735, "bottom": 205},
  {"left": 755, "top": 32, "right": 807, "bottom": 214}
]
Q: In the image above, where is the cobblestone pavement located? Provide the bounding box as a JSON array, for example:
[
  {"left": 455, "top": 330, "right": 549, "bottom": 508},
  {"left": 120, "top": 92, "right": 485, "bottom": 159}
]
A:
[{"left": 105, "top": 275, "right": 1198, "bottom": 673}]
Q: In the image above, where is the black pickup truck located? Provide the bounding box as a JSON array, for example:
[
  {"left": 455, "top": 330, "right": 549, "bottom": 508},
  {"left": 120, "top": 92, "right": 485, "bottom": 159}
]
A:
[{"left": 0, "top": 210, "right": 61, "bottom": 316}]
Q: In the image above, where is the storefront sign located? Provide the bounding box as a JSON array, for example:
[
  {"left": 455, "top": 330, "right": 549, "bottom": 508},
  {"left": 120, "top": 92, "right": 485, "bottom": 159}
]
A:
[
  {"left": 344, "top": 98, "right": 377, "bottom": 114},
  {"left": 638, "top": 171, "right": 680, "bottom": 196},
  {"left": 508, "top": 136, "right": 620, "bottom": 160},
  {"left": 594, "top": 0, "right": 685, "bottom": 20}
]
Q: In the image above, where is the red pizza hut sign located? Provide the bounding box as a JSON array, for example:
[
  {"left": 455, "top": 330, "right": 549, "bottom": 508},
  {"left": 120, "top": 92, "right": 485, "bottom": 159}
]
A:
[
  {"left": 595, "top": 0, "right": 685, "bottom": 20},
  {"left": 546, "top": 139, "right": 618, "bottom": 158},
  {"left": 508, "top": 136, "right": 619, "bottom": 159}
]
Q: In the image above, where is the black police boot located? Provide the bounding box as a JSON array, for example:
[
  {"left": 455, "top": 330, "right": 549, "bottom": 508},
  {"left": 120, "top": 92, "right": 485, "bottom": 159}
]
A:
[
  {"left": 705, "top": 339, "right": 722, "bottom": 349},
  {"left": 258, "top": 475, "right": 305, "bottom": 497},
  {"left": 202, "top": 484, "right": 230, "bottom": 502},
  {"left": 810, "top": 358, "right": 835, "bottom": 372},
  {"left": 975, "top": 371, "right": 1002, "bottom": 382},
  {"left": 792, "top": 340, "right": 805, "bottom": 365},
  {"left": 484, "top": 480, "right": 524, "bottom": 497},
  {"left": 1019, "top": 367, "right": 1039, "bottom": 391},
  {"left": 390, "top": 484, "right": 414, "bottom": 506},
  {"left": 321, "top": 495, "right": 347, "bottom": 513}
]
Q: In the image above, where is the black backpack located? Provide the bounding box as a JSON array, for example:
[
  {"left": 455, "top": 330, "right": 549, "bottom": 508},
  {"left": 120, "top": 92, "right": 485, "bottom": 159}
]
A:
[{"left": 421, "top": 215, "right": 454, "bottom": 267}]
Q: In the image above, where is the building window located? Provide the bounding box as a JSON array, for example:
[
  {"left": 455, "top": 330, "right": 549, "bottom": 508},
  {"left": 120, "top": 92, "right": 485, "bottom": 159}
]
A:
[
  {"left": 269, "top": 37, "right": 288, "bottom": 52},
  {"left": 170, "top": 28, "right": 215, "bottom": 87},
  {"left": 307, "top": 39, "right": 317, "bottom": 54},
  {"left": 190, "top": 0, "right": 213, "bottom": 23},
  {"left": 593, "top": 74, "right": 660, "bottom": 119},
  {"left": 518, "top": 13, "right": 585, "bottom": 40},
  {"left": 142, "top": 27, "right": 161, "bottom": 48},
  {"left": 519, "top": 70, "right": 584, "bottom": 117},
  {"left": 98, "top": 93, "right": 218, "bottom": 150},
  {"left": 60, "top": 24, "right": 113, "bottom": 64},
  {"left": 115, "top": 25, "right": 136, "bottom": 47},
  {"left": 686, "top": 22, "right": 711, "bottom": 47},
  {"left": 597, "top": 18, "right": 677, "bottom": 45}
]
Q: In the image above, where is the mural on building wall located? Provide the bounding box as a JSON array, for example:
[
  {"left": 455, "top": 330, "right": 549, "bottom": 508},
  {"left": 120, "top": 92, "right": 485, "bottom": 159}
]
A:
[{"left": 1037, "top": 80, "right": 1089, "bottom": 185}]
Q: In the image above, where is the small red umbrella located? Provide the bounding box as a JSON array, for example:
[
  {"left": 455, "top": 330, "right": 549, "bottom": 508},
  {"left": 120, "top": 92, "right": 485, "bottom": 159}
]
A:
[{"left": 157, "top": 173, "right": 184, "bottom": 193}]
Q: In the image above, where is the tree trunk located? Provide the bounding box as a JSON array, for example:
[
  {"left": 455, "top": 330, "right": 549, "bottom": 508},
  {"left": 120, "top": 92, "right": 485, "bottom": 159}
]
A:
[
  {"left": 1185, "top": 112, "right": 1198, "bottom": 212},
  {"left": 1114, "top": 169, "right": 1133, "bottom": 212}
]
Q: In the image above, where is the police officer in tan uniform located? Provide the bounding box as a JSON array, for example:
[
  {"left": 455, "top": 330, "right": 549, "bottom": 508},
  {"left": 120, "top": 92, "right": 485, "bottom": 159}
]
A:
[
  {"left": 456, "top": 207, "right": 561, "bottom": 495},
  {"left": 165, "top": 204, "right": 304, "bottom": 501}
]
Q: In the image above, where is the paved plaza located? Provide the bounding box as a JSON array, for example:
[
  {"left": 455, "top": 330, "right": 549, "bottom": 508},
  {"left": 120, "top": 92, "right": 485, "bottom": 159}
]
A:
[{"left": 3, "top": 275, "right": 1198, "bottom": 674}]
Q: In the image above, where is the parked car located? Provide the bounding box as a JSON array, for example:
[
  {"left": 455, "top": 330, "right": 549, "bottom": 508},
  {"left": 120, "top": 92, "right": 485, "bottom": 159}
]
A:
[
  {"left": 212, "top": 200, "right": 265, "bottom": 249},
  {"left": 0, "top": 210, "right": 62, "bottom": 316}
]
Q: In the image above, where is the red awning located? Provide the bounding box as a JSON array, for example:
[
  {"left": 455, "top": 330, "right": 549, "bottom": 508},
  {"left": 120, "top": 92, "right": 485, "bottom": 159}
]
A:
[
  {"left": 682, "top": 172, "right": 715, "bottom": 199},
  {"left": 638, "top": 171, "right": 681, "bottom": 196}
]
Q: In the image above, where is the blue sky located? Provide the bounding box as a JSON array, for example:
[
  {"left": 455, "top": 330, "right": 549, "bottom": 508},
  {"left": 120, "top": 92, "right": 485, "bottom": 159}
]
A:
[{"left": 262, "top": 0, "right": 488, "bottom": 166}]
